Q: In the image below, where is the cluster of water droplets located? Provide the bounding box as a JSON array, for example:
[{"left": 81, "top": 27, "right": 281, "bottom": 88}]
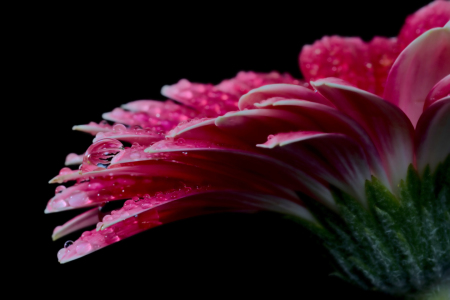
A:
[
  {"left": 104, "top": 106, "right": 195, "bottom": 133},
  {"left": 216, "top": 71, "right": 305, "bottom": 97},
  {"left": 93, "top": 124, "right": 162, "bottom": 143},
  {"left": 96, "top": 183, "right": 212, "bottom": 230},
  {"left": 58, "top": 208, "right": 162, "bottom": 262}
]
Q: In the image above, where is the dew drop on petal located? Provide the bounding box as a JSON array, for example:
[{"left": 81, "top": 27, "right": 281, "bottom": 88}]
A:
[
  {"left": 52, "top": 199, "right": 68, "bottom": 209},
  {"left": 102, "top": 215, "right": 113, "bottom": 222},
  {"left": 57, "top": 248, "right": 67, "bottom": 261},
  {"left": 64, "top": 240, "right": 74, "bottom": 248},
  {"left": 267, "top": 134, "right": 275, "bottom": 140},
  {"left": 55, "top": 185, "right": 66, "bottom": 194},
  {"left": 59, "top": 167, "right": 73, "bottom": 175},
  {"left": 113, "top": 124, "right": 127, "bottom": 132},
  {"left": 68, "top": 192, "right": 89, "bottom": 207},
  {"left": 75, "top": 242, "right": 92, "bottom": 255}
]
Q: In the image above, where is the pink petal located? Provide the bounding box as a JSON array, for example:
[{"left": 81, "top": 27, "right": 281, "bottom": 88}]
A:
[
  {"left": 368, "top": 37, "right": 400, "bottom": 96},
  {"left": 161, "top": 79, "right": 239, "bottom": 117},
  {"left": 72, "top": 121, "right": 112, "bottom": 135},
  {"left": 65, "top": 153, "right": 84, "bottom": 166},
  {"left": 215, "top": 109, "right": 321, "bottom": 144},
  {"left": 384, "top": 26, "right": 450, "bottom": 126},
  {"left": 397, "top": 0, "right": 450, "bottom": 51},
  {"left": 102, "top": 108, "right": 186, "bottom": 132},
  {"left": 58, "top": 191, "right": 315, "bottom": 263},
  {"left": 145, "top": 138, "right": 334, "bottom": 208},
  {"left": 92, "top": 125, "right": 163, "bottom": 145},
  {"left": 299, "top": 36, "right": 376, "bottom": 94},
  {"left": 52, "top": 207, "right": 100, "bottom": 241},
  {"left": 238, "top": 84, "right": 334, "bottom": 110},
  {"left": 424, "top": 74, "right": 450, "bottom": 110},
  {"left": 415, "top": 96, "right": 450, "bottom": 174},
  {"left": 258, "top": 132, "right": 371, "bottom": 205},
  {"left": 312, "top": 78, "right": 414, "bottom": 192},
  {"left": 216, "top": 71, "right": 308, "bottom": 97},
  {"left": 264, "top": 100, "right": 389, "bottom": 187}
]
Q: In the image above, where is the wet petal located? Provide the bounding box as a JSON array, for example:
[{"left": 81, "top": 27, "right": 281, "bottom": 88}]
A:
[
  {"left": 161, "top": 79, "right": 239, "bottom": 117},
  {"left": 215, "top": 109, "right": 321, "bottom": 144},
  {"left": 384, "top": 26, "right": 450, "bottom": 126},
  {"left": 299, "top": 36, "right": 376, "bottom": 94},
  {"left": 258, "top": 132, "right": 371, "bottom": 205},
  {"left": 262, "top": 99, "right": 389, "bottom": 187},
  {"left": 397, "top": 0, "right": 450, "bottom": 51},
  {"left": 216, "top": 71, "right": 306, "bottom": 97},
  {"left": 65, "top": 153, "right": 84, "bottom": 166},
  {"left": 238, "top": 84, "right": 333, "bottom": 110},
  {"left": 415, "top": 96, "right": 450, "bottom": 174},
  {"left": 424, "top": 74, "right": 450, "bottom": 110},
  {"left": 52, "top": 207, "right": 100, "bottom": 241},
  {"left": 72, "top": 121, "right": 112, "bottom": 135},
  {"left": 368, "top": 37, "right": 399, "bottom": 96},
  {"left": 58, "top": 191, "right": 315, "bottom": 263},
  {"left": 312, "top": 78, "right": 414, "bottom": 192}
]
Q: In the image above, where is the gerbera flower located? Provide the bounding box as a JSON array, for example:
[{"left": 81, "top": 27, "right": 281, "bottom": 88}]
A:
[{"left": 46, "top": 1, "right": 450, "bottom": 298}]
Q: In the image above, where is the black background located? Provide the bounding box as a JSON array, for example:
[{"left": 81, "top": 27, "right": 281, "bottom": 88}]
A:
[{"left": 19, "top": 1, "right": 432, "bottom": 298}]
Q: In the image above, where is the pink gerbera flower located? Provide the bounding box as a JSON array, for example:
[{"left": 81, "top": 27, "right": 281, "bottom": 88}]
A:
[{"left": 46, "top": 1, "right": 450, "bottom": 298}]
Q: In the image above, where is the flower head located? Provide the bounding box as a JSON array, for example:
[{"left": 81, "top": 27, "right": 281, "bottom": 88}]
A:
[{"left": 46, "top": 1, "right": 450, "bottom": 297}]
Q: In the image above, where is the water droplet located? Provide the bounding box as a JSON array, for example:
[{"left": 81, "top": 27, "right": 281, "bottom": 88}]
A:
[
  {"left": 176, "top": 138, "right": 185, "bottom": 145},
  {"left": 59, "top": 167, "right": 73, "bottom": 175},
  {"left": 113, "top": 124, "right": 127, "bottom": 132},
  {"left": 130, "top": 152, "right": 141, "bottom": 160},
  {"left": 102, "top": 215, "right": 113, "bottom": 222},
  {"left": 76, "top": 242, "right": 92, "bottom": 255},
  {"left": 141, "top": 203, "right": 152, "bottom": 209},
  {"left": 64, "top": 240, "right": 74, "bottom": 248},
  {"left": 68, "top": 192, "right": 89, "bottom": 207},
  {"left": 82, "top": 138, "right": 124, "bottom": 171},
  {"left": 95, "top": 132, "right": 106, "bottom": 140},
  {"left": 52, "top": 199, "right": 68, "bottom": 209},
  {"left": 182, "top": 152, "right": 188, "bottom": 155},
  {"left": 57, "top": 248, "right": 67, "bottom": 261},
  {"left": 267, "top": 134, "right": 275, "bottom": 140},
  {"left": 81, "top": 231, "right": 92, "bottom": 238},
  {"left": 55, "top": 185, "right": 66, "bottom": 194}
]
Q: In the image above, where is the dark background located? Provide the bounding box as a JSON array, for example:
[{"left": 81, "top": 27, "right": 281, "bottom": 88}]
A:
[{"left": 20, "top": 1, "right": 432, "bottom": 298}]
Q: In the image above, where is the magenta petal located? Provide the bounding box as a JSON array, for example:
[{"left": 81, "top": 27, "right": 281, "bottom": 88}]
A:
[
  {"left": 58, "top": 191, "right": 315, "bottom": 263},
  {"left": 161, "top": 79, "right": 239, "bottom": 117},
  {"left": 299, "top": 36, "right": 376, "bottom": 94},
  {"left": 238, "top": 84, "right": 333, "bottom": 110},
  {"left": 268, "top": 100, "right": 389, "bottom": 187},
  {"left": 52, "top": 207, "right": 100, "bottom": 241},
  {"left": 424, "top": 74, "right": 450, "bottom": 110},
  {"left": 92, "top": 127, "right": 163, "bottom": 146},
  {"left": 258, "top": 132, "right": 371, "bottom": 205},
  {"left": 72, "top": 121, "right": 112, "bottom": 136},
  {"left": 65, "top": 153, "right": 84, "bottom": 166},
  {"left": 415, "top": 97, "right": 450, "bottom": 174},
  {"left": 312, "top": 79, "right": 414, "bottom": 192},
  {"left": 384, "top": 26, "right": 450, "bottom": 126},
  {"left": 368, "top": 37, "right": 399, "bottom": 96},
  {"left": 215, "top": 109, "right": 321, "bottom": 144},
  {"left": 397, "top": 0, "right": 450, "bottom": 51},
  {"left": 215, "top": 71, "right": 307, "bottom": 97}
]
